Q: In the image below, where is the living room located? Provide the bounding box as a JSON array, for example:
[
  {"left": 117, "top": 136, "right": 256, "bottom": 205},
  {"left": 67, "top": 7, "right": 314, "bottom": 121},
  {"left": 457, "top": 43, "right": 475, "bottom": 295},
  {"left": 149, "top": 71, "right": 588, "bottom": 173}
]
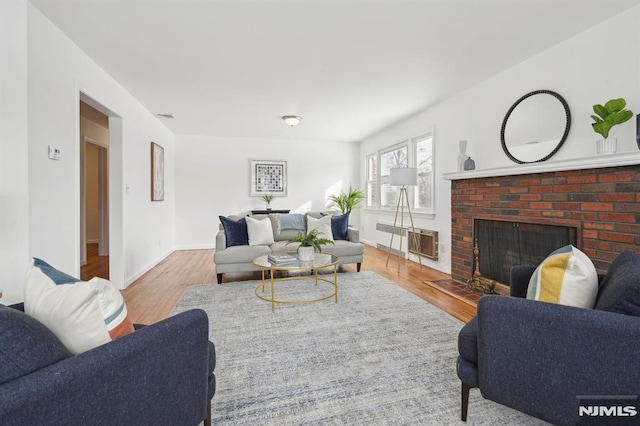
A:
[
  {"left": 2, "top": 0, "right": 640, "bottom": 424},
  {"left": 3, "top": 0, "right": 640, "bottom": 301}
]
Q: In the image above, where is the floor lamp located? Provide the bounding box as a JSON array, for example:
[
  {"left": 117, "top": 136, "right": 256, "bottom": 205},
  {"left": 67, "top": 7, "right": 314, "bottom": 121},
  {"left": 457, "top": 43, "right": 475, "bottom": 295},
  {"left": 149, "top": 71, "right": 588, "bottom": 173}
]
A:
[{"left": 386, "top": 167, "right": 423, "bottom": 272}]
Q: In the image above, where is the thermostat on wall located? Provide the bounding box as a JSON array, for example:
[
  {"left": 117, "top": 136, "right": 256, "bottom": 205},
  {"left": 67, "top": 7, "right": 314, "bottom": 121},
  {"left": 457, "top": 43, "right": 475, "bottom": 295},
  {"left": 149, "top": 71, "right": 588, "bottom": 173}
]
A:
[{"left": 48, "top": 145, "right": 62, "bottom": 160}]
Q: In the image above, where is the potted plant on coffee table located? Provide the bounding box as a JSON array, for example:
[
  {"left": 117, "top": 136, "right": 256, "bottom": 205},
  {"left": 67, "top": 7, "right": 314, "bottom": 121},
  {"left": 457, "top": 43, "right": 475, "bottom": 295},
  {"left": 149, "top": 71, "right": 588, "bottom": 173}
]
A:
[{"left": 287, "top": 229, "right": 334, "bottom": 261}]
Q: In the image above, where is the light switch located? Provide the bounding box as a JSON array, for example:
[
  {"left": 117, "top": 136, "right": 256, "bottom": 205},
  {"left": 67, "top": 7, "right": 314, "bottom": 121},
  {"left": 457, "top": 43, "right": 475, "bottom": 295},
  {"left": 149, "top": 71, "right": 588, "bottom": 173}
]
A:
[{"left": 48, "top": 145, "right": 62, "bottom": 160}]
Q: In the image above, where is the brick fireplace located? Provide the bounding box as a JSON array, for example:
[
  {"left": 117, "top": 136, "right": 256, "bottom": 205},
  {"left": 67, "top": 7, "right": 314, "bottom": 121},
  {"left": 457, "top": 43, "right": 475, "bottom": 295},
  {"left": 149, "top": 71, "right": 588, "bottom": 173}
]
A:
[{"left": 450, "top": 164, "right": 640, "bottom": 284}]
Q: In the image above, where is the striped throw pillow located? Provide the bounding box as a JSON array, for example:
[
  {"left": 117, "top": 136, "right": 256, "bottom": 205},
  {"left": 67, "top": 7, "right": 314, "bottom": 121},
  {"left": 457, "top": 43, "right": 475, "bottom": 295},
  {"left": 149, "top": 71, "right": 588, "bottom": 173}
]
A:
[
  {"left": 24, "top": 258, "right": 134, "bottom": 354},
  {"left": 527, "top": 245, "right": 598, "bottom": 308}
]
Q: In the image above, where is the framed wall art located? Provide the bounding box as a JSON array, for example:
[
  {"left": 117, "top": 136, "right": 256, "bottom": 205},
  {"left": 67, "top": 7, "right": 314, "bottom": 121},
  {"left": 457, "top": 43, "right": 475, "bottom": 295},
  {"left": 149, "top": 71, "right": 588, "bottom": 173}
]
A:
[
  {"left": 151, "top": 142, "right": 164, "bottom": 201},
  {"left": 250, "top": 159, "right": 287, "bottom": 196}
]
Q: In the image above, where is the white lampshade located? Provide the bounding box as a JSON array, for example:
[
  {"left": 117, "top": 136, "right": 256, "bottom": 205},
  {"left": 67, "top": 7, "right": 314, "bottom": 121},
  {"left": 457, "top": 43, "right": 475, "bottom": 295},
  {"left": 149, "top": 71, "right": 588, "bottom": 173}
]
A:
[
  {"left": 282, "top": 115, "right": 302, "bottom": 126},
  {"left": 390, "top": 167, "right": 417, "bottom": 186}
]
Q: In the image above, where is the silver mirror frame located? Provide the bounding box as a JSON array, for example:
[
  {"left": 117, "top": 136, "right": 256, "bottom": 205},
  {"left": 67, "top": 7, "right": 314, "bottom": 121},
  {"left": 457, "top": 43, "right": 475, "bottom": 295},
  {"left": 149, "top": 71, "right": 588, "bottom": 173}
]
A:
[{"left": 500, "top": 90, "right": 571, "bottom": 164}]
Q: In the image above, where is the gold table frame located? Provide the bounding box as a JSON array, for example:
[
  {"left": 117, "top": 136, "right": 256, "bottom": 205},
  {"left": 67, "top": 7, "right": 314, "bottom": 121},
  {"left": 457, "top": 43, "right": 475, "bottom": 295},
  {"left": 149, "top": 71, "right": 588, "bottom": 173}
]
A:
[{"left": 252, "top": 253, "right": 339, "bottom": 312}]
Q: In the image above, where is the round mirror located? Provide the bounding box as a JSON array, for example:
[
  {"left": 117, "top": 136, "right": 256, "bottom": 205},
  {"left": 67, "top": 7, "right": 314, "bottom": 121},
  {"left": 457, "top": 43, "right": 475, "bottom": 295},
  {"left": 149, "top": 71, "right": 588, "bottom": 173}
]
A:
[{"left": 501, "top": 90, "right": 571, "bottom": 164}]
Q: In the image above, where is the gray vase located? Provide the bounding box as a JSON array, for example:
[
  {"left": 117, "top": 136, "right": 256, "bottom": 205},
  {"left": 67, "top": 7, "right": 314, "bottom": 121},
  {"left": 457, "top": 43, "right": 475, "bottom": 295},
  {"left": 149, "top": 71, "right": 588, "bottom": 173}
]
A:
[{"left": 464, "top": 157, "right": 476, "bottom": 171}]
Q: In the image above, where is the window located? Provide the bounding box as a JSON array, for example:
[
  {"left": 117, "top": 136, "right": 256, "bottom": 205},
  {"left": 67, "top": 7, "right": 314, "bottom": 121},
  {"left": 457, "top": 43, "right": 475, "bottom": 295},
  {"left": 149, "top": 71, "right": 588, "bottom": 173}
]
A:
[
  {"left": 412, "top": 132, "right": 434, "bottom": 212},
  {"left": 365, "top": 154, "right": 377, "bottom": 207},
  {"left": 379, "top": 143, "right": 408, "bottom": 208},
  {"left": 365, "top": 129, "right": 435, "bottom": 213}
]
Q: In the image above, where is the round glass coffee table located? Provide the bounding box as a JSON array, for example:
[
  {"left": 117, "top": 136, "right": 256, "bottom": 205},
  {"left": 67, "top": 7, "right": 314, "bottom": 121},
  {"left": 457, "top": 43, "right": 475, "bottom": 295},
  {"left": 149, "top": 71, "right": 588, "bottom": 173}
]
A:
[{"left": 252, "top": 252, "right": 339, "bottom": 312}]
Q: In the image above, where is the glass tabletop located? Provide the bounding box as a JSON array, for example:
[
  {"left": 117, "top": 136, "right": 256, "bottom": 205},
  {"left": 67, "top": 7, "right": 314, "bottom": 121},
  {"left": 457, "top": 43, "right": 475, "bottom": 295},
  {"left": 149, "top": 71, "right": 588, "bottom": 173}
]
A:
[{"left": 253, "top": 252, "right": 339, "bottom": 271}]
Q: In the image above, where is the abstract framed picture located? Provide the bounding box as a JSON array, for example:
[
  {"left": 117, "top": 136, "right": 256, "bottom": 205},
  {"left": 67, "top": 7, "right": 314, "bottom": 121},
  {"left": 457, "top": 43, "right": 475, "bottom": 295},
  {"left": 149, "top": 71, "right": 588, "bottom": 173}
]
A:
[
  {"left": 250, "top": 159, "right": 287, "bottom": 196},
  {"left": 151, "top": 142, "right": 164, "bottom": 201}
]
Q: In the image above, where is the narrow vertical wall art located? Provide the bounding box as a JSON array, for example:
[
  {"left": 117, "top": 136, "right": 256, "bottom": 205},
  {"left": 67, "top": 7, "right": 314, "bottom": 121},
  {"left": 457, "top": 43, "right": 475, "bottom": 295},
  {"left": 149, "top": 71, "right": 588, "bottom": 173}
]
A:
[{"left": 151, "top": 142, "right": 164, "bottom": 201}]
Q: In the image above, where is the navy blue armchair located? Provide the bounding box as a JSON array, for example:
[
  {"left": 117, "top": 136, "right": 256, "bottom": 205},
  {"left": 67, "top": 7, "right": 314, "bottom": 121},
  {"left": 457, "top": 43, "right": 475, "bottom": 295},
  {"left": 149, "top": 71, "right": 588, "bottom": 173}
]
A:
[
  {"left": 457, "top": 251, "right": 640, "bottom": 425},
  {"left": 0, "top": 305, "right": 216, "bottom": 426}
]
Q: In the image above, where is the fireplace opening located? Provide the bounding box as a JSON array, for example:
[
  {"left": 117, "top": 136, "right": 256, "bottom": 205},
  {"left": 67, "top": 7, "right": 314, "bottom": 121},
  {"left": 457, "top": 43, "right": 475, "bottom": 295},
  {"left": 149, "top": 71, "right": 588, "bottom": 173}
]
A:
[{"left": 473, "top": 219, "right": 578, "bottom": 288}]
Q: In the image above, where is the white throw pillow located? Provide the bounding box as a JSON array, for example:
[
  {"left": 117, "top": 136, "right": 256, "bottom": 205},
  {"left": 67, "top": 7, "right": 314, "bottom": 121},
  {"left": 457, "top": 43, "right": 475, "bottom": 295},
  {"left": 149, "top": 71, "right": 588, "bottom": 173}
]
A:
[
  {"left": 246, "top": 216, "right": 275, "bottom": 245},
  {"left": 24, "top": 258, "right": 134, "bottom": 354},
  {"left": 306, "top": 215, "right": 334, "bottom": 241},
  {"left": 527, "top": 245, "right": 598, "bottom": 308}
]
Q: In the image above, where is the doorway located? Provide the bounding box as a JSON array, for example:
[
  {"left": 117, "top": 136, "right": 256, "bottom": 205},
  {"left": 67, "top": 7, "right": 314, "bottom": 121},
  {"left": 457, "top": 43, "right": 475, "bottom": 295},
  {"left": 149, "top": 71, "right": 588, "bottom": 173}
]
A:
[{"left": 80, "top": 101, "right": 109, "bottom": 280}]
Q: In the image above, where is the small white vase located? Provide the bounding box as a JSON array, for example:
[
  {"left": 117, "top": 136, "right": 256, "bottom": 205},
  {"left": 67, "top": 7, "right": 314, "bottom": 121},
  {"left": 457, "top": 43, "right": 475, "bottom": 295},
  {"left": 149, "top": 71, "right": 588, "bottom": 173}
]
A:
[
  {"left": 596, "top": 138, "right": 617, "bottom": 154},
  {"left": 457, "top": 140, "right": 468, "bottom": 171},
  {"left": 298, "top": 246, "right": 315, "bottom": 262}
]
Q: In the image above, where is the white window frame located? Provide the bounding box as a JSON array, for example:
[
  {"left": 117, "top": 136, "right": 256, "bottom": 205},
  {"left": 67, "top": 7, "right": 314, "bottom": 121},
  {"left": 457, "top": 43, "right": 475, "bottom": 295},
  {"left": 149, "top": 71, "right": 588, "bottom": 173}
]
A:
[
  {"left": 410, "top": 129, "right": 435, "bottom": 214},
  {"left": 365, "top": 128, "right": 435, "bottom": 215},
  {"left": 378, "top": 140, "right": 408, "bottom": 209},
  {"left": 365, "top": 153, "right": 377, "bottom": 208}
]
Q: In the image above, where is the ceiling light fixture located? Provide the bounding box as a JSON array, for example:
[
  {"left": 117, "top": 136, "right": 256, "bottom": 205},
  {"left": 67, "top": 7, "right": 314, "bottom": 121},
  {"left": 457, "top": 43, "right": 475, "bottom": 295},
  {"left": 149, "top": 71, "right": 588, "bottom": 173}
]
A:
[{"left": 282, "top": 115, "right": 302, "bottom": 127}]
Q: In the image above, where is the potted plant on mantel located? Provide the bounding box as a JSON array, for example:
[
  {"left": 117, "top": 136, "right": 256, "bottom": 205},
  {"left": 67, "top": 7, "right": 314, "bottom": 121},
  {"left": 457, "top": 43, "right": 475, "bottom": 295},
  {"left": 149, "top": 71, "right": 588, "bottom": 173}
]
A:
[
  {"left": 329, "top": 185, "right": 366, "bottom": 214},
  {"left": 261, "top": 194, "right": 274, "bottom": 210},
  {"left": 591, "top": 98, "right": 634, "bottom": 154},
  {"left": 287, "top": 229, "right": 334, "bottom": 261}
]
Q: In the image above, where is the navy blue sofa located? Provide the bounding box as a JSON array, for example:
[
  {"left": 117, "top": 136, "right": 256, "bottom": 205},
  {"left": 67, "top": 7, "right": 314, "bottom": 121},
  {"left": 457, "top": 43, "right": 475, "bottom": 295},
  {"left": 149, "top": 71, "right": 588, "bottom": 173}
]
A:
[
  {"left": 0, "top": 304, "right": 216, "bottom": 425},
  {"left": 457, "top": 251, "right": 640, "bottom": 425}
]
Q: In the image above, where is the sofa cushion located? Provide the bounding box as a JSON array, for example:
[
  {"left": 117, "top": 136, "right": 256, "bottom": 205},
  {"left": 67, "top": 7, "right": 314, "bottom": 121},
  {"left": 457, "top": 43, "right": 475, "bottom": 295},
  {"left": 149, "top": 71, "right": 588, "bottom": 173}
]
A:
[
  {"left": 270, "top": 214, "right": 304, "bottom": 242},
  {"left": 24, "top": 258, "right": 135, "bottom": 354},
  {"left": 331, "top": 212, "right": 350, "bottom": 241},
  {"left": 526, "top": 245, "right": 598, "bottom": 308},
  {"left": 320, "top": 240, "right": 364, "bottom": 257},
  {"left": 0, "top": 304, "right": 71, "bottom": 385},
  {"left": 214, "top": 244, "right": 272, "bottom": 264},
  {"left": 219, "top": 216, "right": 249, "bottom": 247},
  {"left": 246, "top": 216, "right": 275, "bottom": 246},
  {"left": 595, "top": 251, "right": 640, "bottom": 317},
  {"left": 307, "top": 215, "right": 334, "bottom": 241}
]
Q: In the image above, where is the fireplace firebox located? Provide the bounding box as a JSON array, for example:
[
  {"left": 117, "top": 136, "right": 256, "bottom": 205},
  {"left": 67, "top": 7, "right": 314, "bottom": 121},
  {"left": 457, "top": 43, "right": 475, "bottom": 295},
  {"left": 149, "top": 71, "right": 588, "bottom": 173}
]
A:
[{"left": 472, "top": 218, "right": 578, "bottom": 290}]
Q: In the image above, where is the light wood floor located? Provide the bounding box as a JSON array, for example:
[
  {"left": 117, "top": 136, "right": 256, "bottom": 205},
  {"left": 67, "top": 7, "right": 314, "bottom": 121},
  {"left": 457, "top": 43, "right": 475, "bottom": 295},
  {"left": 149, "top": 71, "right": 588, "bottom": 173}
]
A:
[{"left": 113, "top": 245, "right": 477, "bottom": 325}]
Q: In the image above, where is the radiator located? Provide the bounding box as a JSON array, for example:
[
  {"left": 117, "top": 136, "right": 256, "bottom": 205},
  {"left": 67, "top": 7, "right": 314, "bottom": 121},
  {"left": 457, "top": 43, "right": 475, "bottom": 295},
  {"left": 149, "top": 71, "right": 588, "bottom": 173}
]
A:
[
  {"left": 407, "top": 229, "right": 439, "bottom": 260},
  {"left": 376, "top": 222, "right": 438, "bottom": 261}
]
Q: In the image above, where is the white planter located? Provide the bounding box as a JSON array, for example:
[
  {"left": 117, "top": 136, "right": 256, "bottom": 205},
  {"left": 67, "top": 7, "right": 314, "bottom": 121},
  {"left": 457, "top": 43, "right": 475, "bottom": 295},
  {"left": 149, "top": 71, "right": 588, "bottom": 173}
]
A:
[
  {"left": 298, "top": 246, "right": 315, "bottom": 261},
  {"left": 596, "top": 138, "right": 617, "bottom": 154}
]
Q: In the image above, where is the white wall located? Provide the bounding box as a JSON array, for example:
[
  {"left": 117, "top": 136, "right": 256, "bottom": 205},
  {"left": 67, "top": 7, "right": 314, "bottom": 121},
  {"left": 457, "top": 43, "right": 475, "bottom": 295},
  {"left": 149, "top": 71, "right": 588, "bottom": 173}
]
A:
[
  {"left": 0, "top": 0, "right": 30, "bottom": 304},
  {"left": 360, "top": 6, "right": 640, "bottom": 274},
  {"left": 0, "top": 2, "right": 178, "bottom": 299},
  {"left": 175, "top": 135, "right": 360, "bottom": 249}
]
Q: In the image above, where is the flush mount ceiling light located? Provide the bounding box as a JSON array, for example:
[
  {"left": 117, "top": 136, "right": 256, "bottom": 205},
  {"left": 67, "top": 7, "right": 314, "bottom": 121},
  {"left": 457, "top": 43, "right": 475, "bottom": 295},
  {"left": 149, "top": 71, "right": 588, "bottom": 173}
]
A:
[
  {"left": 156, "top": 113, "right": 176, "bottom": 119},
  {"left": 282, "top": 115, "right": 302, "bottom": 127}
]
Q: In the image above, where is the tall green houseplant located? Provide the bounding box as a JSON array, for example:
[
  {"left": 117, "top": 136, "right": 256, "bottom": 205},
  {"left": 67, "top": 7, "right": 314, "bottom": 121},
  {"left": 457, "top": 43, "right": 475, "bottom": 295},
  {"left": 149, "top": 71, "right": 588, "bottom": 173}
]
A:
[
  {"left": 329, "top": 185, "right": 365, "bottom": 214},
  {"left": 591, "top": 98, "right": 634, "bottom": 139}
]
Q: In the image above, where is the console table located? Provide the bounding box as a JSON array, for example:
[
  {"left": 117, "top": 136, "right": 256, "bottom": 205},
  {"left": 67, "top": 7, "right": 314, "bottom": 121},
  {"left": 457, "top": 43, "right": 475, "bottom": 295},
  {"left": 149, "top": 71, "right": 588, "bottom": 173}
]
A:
[{"left": 251, "top": 209, "right": 290, "bottom": 214}]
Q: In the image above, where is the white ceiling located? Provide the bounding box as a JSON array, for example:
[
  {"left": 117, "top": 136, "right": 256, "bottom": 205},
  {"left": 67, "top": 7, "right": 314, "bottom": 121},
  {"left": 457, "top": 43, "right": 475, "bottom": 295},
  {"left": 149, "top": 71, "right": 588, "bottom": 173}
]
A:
[{"left": 30, "top": 0, "right": 640, "bottom": 143}]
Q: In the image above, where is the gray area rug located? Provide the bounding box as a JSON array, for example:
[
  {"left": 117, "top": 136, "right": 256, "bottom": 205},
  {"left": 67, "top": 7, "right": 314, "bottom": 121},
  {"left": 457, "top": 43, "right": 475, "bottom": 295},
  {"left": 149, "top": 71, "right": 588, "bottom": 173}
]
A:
[{"left": 172, "top": 271, "right": 545, "bottom": 425}]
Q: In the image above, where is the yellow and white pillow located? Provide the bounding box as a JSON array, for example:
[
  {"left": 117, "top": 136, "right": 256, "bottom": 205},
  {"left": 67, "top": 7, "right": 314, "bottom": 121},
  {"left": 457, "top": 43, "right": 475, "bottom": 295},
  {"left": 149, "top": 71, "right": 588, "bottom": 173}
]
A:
[
  {"left": 24, "top": 258, "right": 134, "bottom": 354},
  {"left": 527, "top": 245, "right": 598, "bottom": 308}
]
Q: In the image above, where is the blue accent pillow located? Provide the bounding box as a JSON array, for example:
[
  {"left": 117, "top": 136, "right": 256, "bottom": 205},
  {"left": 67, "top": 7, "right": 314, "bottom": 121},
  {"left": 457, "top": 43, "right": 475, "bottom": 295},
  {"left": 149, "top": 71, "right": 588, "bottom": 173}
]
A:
[
  {"left": 219, "top": 216, "right": 249, "bottom": 247},
  {"left": 0, "top": 305, "right": 72, "bottom": 385},
  {"left": 331, "top": 212, "right": 350, "bottom": 241},
  {"left": 595, "top": 251, "right": 640, "bottom": 317}
]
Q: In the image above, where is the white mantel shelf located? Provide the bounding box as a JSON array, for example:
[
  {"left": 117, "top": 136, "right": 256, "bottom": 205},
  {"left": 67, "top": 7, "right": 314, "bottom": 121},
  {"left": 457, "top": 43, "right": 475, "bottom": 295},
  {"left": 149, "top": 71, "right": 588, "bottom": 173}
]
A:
[{"left": 443, "top": 151, "right": 640, "bottom": 181}]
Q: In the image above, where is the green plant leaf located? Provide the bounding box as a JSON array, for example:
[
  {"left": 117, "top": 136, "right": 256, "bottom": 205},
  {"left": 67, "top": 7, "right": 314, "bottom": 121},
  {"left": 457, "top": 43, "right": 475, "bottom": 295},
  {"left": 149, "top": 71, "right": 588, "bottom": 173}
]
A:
[
  {"left": 593, "top": 104, "right": 608, "bottom": 120},
  {"left": 613, "top": 110, "right": 633, "bottom": 125},
  {"left": 590, "top": 115, "right": 603, "bottom": 124},
  {"left": 592, "top": 121, "right": 612, "bottom": 139},
  {"left": 604, "top": 98, "right": 626, "bottom": 113}
]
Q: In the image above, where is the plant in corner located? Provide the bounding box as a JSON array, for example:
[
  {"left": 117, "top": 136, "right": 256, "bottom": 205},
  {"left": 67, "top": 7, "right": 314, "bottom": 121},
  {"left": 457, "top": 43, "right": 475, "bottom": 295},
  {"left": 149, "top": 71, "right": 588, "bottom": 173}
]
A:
[
  {"left": 591, "top": 98, "right": 633, "bottom": 153},
  {"left": 329, "top": 185, "right": 366, "bottom": 214},
  {"left": 262, "top": 194, "right": 274, "bottom": 210},
  {"left": 287, "top": 229, "right": 334, "bottom": 261}
]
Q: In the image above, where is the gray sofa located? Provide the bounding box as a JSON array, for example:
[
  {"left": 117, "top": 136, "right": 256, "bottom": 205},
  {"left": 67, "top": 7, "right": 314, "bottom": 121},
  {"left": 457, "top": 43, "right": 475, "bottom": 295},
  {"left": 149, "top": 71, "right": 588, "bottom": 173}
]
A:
[{"left": 214, "top": 212, "right": 364, "bottom": 284}]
